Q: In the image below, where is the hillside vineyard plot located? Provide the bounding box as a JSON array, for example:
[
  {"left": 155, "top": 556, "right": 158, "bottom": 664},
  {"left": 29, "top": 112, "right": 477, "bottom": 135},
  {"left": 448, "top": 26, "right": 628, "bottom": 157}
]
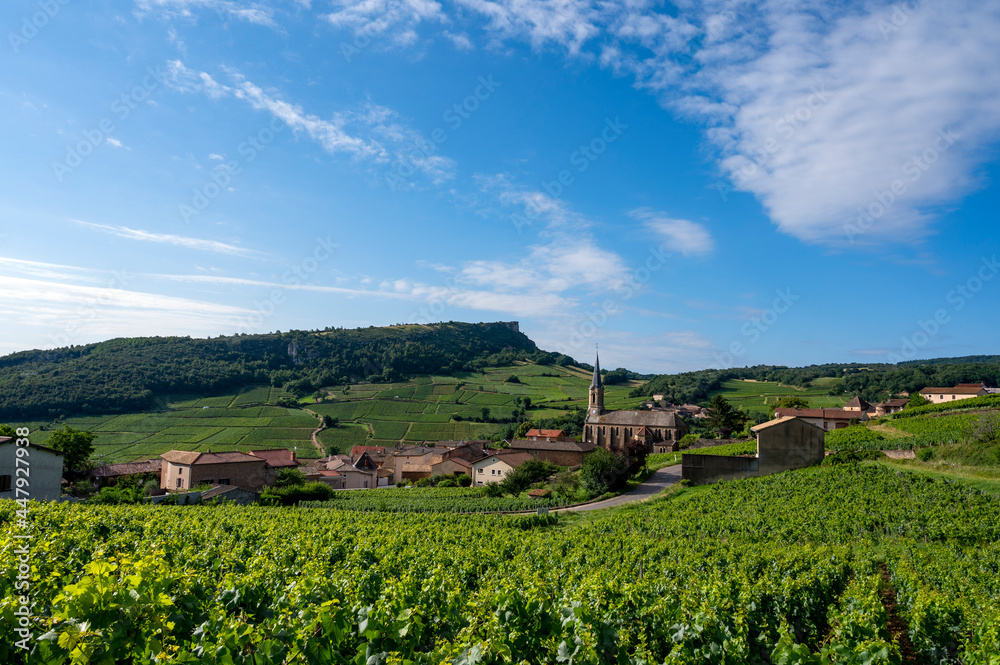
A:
[{"left": 2, "top": 465, "right": 998, "bottom": 664}]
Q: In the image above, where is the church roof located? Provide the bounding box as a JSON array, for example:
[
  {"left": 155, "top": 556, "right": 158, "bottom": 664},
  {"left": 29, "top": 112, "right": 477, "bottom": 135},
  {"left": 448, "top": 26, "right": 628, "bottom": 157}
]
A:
[
  {"left": 586, "top": 410, "right": 682, "bottom": 427},
  {"left": 591, "top": 351, "right": 602, "bottom": 389}
]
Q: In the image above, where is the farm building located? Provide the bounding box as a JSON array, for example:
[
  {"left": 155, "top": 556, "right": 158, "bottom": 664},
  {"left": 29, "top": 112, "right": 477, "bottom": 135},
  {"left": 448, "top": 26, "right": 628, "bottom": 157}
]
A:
[
  {"left": 682, "top": 416, "right": 825, "bottom": 485},
  {"left": 0, "top": 438, "right": 64, "bottom": 502}
]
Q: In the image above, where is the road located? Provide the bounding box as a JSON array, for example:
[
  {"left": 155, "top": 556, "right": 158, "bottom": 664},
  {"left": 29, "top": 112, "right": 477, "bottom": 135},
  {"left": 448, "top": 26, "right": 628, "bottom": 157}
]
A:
[{"left": 556, "top": 464, "right": 684, "bottom": 513}]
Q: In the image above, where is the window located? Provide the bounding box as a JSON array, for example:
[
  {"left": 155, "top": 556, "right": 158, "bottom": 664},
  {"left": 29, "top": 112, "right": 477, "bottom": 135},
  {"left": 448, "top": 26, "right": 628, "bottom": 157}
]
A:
[
  {"left": 218, "top": 479, "right": 230, "bottom": 485},
  {"left": 477, "top": 468, "right": 483, "bottom": 474},
  {"left": 176, "top": 478, "right": 183, "bottom": 488},
  {"left": 0, "top": 475, "right": 11, "bottom": 492}
]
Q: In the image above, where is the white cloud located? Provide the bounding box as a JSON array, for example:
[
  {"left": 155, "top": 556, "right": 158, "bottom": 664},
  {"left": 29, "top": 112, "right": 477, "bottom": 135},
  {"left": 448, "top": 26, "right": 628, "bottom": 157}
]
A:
[
  {"left": 72, "top": 219, "right": 263, "bottom": 257},
  {"left": 165, "top": 61, "right": 455, "bottom": 183},
  {"left": 631, "top": 208, "right": 714, "bottom": 256},
  {"left": 106, "top": 137, "right": 125, "bottom": 148},
  {"left": 343, "top": 0, "right": 1000, "bottom": 246},
  {"left": 0, "top": 274, "right": 253, "bottom": 348},
  {"left": 133, "top": 0, "right": 278, "bottom": 27},
  {"left": 324, "top": 0, "right": 446, "bottom": 47}
]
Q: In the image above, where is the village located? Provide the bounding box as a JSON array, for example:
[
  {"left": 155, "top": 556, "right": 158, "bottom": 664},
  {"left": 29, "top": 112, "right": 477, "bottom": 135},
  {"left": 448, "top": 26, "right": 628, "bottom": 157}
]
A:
[{"left": 2, "top": 352, "right": 994, "bottom": 507}]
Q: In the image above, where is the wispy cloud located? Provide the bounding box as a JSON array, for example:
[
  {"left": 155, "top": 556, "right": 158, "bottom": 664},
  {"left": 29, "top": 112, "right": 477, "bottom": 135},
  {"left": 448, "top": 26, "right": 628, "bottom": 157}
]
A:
[
  {"left": 72, "top": 219, "right": 263, "bottom": 257},
  {"left": 133, "top": 0, "right": 278, "bottom": 27},
  {"left": 343, "top": 0, "right": 1000, "bottom": 247},
  {"left": 631, "top": 208, "right": 714, "bottom": 256},
  {"left": 165, "top": 60, "right": 455, "bottom": 183}
]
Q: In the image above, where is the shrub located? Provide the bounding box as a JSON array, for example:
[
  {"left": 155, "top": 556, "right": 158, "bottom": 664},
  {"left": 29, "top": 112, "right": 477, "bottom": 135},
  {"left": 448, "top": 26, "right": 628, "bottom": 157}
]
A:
[
  {"left": 455, "top": 473, "right": 472, "bottom": 487},
  {"left": 677, "top": 433, "right": 699, "bottom": 450},
  {"left": 499, "top": 459, "right": 560, "bottom": 495},
  {"left": 89, "top": 484, "right": 145, "bottom": 505},
  {"left": 824, "top": 425, "right": 886, "bottom": 451},
  {"left": 415, "top": 478, "right": 433, "bottom": 488},
  {"left": 437, "top": 478, "right": 457, "bottom": 488},
  {"left": 395, "top": 479, "right": 407, "bottom": 488},
  {"left": 261, "top": 481, "right": 334, "bottom": 505},
  {"left": 480, "top": 482, "right": 504, "bottom": 498},
  {"left": 916, "top": 447, "right": 935, "bottom": 462},
  {"left": 506, "top": 375, "right": 521, "bottom": 384},
  {"left": 822, "top": 449, "right": 885, "bottom": 465}
]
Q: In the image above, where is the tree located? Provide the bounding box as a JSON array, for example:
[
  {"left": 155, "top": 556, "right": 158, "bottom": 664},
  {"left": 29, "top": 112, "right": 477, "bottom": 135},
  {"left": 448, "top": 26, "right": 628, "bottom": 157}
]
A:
[
  {"left": 273, "top": 468, "right": 306, "bottom": 488},
  {"left": 522, "top": 397, "right": 532, "bottom": 410},
  {"left": 506, "top": 375, "right": 521, "bottom": 384},
  {"left": 704, "top": 395, "right": 748, "bottom": 439},
  {"left": 47, "top": 425, "right": 95, "bottom": 477},
  {"left": 620, "top": 438, "right": 650, "bottom": 477},
  {"left": 514, "top": 421, "right": 534, "bottom": 439},
  {"left": 908, "top": 393, "right": 930, "bottom": 408},
  {"left": 480, "top": 407, "right": 491, "bottom": 422},
  {"left": 775, "top": 396, "right": 810, "bottom": 409},
  {"left": 322, "top": 415, "right": 339, "bottom": 428},
  {"left": 0, "top": 424, "right": 15, "bottom": 437},
  {"left": 580, "top": 449, "right": 627, "bottom": 497}
]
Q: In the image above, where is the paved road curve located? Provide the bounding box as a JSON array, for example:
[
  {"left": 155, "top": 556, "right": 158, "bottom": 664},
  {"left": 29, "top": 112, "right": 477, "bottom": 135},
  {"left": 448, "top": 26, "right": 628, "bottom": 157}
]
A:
[{"left": 556, "top": 464, "right": 684, "bottom": 513}]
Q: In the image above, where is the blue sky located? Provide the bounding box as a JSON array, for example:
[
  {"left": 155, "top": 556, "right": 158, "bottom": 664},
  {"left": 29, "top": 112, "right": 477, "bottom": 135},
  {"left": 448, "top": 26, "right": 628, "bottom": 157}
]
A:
[{"left": 2, "top": 0, "right": 1000, "bottom": 373}]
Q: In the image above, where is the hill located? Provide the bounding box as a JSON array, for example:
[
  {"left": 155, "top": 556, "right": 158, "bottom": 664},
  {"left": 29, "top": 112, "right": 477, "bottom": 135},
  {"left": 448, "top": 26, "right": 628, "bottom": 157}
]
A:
[
  {"left": 22, "top": 362, "right": 645, "bottom": 464},
  {"left": 635, "top": 357, "right": 1000, "bottom": 405},
  {"left": 0, "top": 321, "right": 554, "bottom": 420}
]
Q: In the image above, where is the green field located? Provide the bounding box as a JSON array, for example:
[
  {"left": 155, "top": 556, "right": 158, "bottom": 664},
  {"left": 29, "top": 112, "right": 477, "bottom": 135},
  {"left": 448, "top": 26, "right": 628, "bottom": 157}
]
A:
[
  {"left": 3, "top": 464, "right": 999, "bottom": 662},
  {"left": 22, "top": 385, "right": 320, "bottom": 464},
  {"left": 711, "top": 378, "right": 847, "bottom": 416},
  {"left": 15, "top": 363, "right": 649, "bottom": 464},
  {"left": 306, "top": 362, "right": 645, "bottom": 451}
]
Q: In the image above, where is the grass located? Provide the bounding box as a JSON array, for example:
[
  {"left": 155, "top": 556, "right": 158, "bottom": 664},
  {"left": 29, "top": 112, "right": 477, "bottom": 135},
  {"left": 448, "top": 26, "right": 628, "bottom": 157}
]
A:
[
  {"left": 879, "top": 459, "right": 1000, "bottom": 495},
  {"left": 710, "top": 379, "right": 847, "bottom": 416}
]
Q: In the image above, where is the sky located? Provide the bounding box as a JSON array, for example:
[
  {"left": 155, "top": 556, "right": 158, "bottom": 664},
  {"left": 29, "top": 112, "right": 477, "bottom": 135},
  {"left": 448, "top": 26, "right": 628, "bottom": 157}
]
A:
[{"left": 1, "top": 0, "right": 1000, "bottom": 374}]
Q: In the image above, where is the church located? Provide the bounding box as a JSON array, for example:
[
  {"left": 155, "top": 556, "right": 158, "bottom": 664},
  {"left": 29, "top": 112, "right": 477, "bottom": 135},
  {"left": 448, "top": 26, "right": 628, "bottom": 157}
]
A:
[{"left": 583, "top": 352, "right": 689, "bottom": 452}]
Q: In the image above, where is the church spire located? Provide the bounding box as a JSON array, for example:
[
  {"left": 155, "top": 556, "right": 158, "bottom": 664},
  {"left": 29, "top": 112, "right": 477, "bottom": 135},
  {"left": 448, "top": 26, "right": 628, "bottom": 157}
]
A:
[{"left": 591, "top": 347, "right": 602, "bottom": 389}]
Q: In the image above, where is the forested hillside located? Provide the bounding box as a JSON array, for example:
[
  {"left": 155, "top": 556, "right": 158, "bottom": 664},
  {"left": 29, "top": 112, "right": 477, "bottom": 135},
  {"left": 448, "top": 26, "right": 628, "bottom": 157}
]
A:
[
  {"left": 0, "top": 322, "right": 549, "bottom": 419},
  {"left": 634, "top": 357, "right": 1000, "bottom": 404}
]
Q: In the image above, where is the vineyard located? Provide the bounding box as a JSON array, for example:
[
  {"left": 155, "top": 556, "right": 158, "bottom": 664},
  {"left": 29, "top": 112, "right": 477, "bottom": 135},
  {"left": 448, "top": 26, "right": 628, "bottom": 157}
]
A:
[
  {"left": 301, "top": 486, "right": 572, "bottom": 513},
  {"left": 3, "top": 464, "right": 998, "bottom": 663},
  {"left": 827, "top": 412, "right": 991, "bottom": 450}
]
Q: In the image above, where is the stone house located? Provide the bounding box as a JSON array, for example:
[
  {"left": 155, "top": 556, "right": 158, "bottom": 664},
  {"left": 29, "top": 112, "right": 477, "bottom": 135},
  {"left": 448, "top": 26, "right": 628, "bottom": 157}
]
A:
[
  {"left": 874, "top": 398, "right": 909, "bottom": 416},
  {"left": 523, "top": 429, "right": 571, "bottom": 442},
  {"left": 508, "top": 438, "right": 595, "bottom": 466},
  {"left": 391, "top": 441, "right": 484, "bottom": 484},
  {"left": 470, "top": 450, "right": 534, "bottom": 486},
  {"left": 773, "top": 407, "right": 867, "bottom": 431},
  {"left": 160, "top": 451, "right": 268, "bottom": 492},
  {"left": 918, "top": 383, "right": 990, "bottom": 404},
  {"left": 248, "top": 448, "right": 300, "bottom": 484},
  {"left": 0, "top": 438, "right": 64, "bottom": 502},
  {"left": 90, "top": 459, "right": 162, "bottom": 488}
]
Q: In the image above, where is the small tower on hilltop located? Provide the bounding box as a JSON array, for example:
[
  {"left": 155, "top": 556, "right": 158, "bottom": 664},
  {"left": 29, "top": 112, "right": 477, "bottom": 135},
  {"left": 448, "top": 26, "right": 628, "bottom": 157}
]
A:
[{"left": 588, "top": 348, "right": 605, "bottom": 417}]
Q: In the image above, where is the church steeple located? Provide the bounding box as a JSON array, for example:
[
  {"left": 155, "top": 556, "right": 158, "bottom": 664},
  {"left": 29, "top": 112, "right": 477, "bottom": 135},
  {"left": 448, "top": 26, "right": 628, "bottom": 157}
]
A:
[
  {"left": 591, "top": 350, "right": 602, "bottom": 389},
  {"left": 588, "top": 347, "right": 605, "bottom": 415}
]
